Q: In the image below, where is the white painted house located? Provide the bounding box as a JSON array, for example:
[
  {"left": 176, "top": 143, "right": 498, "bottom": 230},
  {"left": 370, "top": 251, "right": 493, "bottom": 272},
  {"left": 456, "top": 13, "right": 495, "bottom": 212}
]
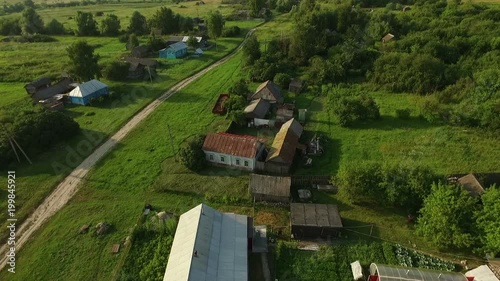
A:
[{"left": 202, "top": 133, "right": 266, "bottom": 171}]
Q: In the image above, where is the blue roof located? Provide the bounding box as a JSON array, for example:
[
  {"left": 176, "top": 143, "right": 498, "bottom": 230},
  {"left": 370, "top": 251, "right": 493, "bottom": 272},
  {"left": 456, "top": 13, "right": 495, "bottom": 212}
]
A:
[{"left": 168, "top": 42, "right": 188, "bottom": 52}]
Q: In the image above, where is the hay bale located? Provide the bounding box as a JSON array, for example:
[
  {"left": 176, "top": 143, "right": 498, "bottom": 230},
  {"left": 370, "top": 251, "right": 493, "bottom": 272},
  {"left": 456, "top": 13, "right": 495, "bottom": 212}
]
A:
[{"left": 79, "top": 224, "right": 90, "bottom": 234}]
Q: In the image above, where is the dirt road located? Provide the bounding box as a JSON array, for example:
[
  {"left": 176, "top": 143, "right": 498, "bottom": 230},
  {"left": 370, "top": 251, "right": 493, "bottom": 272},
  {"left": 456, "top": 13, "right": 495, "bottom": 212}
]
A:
[{"left": 0, "top": 28, "right": 256, "bottom": 271}]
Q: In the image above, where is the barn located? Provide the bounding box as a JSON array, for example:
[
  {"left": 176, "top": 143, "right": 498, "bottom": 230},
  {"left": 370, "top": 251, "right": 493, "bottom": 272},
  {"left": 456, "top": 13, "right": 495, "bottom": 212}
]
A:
[
  {"left": 248, "top": 80, "right": 283, "bottom": 104},
  {"left": 159, "top": 42, "right": 188, "bottom": 59},
  {"left": 249, "top": 174, "right": 291, "bottom": 203},
  {"left": 290, "top": 203, "right": 343, "bottom": 239},
  {"left": 163, "top": 204, "right": 253, "bottom": 281},
  {"left": 68, "top": 79, "right": 109, "bottom": 105}
]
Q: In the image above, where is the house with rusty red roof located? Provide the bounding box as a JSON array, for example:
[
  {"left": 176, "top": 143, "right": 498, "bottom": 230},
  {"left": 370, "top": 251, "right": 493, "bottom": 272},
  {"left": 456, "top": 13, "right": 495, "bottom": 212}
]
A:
[{"left": 202, "top": 133, "right": 267, "bottom": 171}]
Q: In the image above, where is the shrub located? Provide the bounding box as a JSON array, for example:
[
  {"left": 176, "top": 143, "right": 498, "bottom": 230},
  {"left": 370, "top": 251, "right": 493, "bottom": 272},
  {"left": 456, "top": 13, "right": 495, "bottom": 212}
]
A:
[
  {"left": 273, "top": 73, "right": 291, "bottom": 89},
  {"left": 396, "top": 108, "right": 411, "bottom": 119},
  {"left": 95, "top": 11, "right": 104, "bottom": 17},
  {"left": 45, "top": 19, "right": 65, "bottom": 35},
  {"left": 228, "top": 79, "right": 249, "bottom": 97},
  {"left": 221, "top": 25, "right": 240, "bottom": 37},
  {"left": 103, "top": 61, "right": 130, "bottom": 81},
  {"left": 179, "top": 135, "right": 206, "bottom": 172}
]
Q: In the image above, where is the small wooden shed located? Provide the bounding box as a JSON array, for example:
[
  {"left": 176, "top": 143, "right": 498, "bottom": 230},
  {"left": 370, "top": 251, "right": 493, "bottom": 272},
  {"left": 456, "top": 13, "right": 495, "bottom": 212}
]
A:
[
  {"left": 290, "top": 203, "right": 343, "bottom": 239},
  {"left": 249, "top": 174, "right": 291, "bottom": 203}
]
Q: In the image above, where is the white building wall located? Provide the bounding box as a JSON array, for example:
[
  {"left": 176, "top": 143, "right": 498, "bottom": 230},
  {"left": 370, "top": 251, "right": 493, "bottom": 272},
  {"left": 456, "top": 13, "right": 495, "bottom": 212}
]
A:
[{"left": 203, "top": 151, "right": 255, "bottom": 170}]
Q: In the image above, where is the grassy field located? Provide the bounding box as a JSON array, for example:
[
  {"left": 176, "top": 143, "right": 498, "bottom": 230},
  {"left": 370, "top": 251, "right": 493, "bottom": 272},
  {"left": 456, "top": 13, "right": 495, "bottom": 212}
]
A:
[
  {"left": 0, "top": 50, "right": 288, "bottom": 280},
  {"left": 0, "top": 20, "right": 261, "bottom": 242}
]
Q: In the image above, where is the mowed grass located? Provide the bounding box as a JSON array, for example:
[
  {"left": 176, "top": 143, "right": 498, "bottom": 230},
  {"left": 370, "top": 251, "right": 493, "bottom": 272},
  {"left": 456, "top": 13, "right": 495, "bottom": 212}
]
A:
[
  {"left": 0, "top": 21, "right": 261, "bottom": 242},
  {"left": 0, "top": 82, "right": 27, "bottom": 107}
]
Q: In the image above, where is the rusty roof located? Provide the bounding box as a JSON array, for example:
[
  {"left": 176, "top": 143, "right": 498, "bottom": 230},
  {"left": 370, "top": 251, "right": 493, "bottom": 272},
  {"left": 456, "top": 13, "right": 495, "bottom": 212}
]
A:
[
  {"left": 266, "top": 119, "right": 303, "bottom": 164},
  {"left": 202, "top": 133, "right": 265, "bottom": 158},
  {"left": 250, "top": 80, "right": 283, "bottom": 102},
  {"left": 290, "top": 203, "right": 343, "bottom": 228}
]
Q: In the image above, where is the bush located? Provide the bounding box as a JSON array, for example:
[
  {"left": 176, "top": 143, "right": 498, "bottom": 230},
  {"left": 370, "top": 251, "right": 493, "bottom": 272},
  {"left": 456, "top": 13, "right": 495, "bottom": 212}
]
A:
[
  {"left": 45, "top": 19, "right": 65, "bottom": 35},
  {"left": 336, "top": 162, "right": 383, "bottom": 204},
  {"left": 331, "top": 95, "right": 380, "bottom": 127},
  {"left": 0, "top": 17, "right": 22, "bottom": 36},
  {"left": 179, "top": 135, "right": 206, "bottom": 172},
  {"left": 395, "top": 108, "right": 411, "bottom": 119},
  {"left": 228, "top": 79, "right": 249, "bottom": 97},
  {"left": 221, "top": 25, "right": 240, "bottom": 37},
  {"left": 95, "top": 11, "right": 104, "bottom": 17},
  {"left": 103, "top": 61, "right": 130, "bottom": 81},
  {"left": 273, "top": 73, "right": 291, "bottom": 89}
]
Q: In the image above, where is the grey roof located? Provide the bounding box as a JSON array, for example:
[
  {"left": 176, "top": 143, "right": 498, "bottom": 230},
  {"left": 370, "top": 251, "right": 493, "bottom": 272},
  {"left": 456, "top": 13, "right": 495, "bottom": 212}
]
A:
[
  {"left": 32, "top": 78, "right": 74, "bottom": 101},
  {"left": 290, "top": 203, "right": 343, "bottom": 228},
  {"left": 168, "top": 42, "right": 188, "bottom": 52},
  {"left": 458, "top": 173, "right": 485, "bottom": 197},
  {"left": 249, "top": 174, "right": 291, "bottom": 198},
  {"left": 164, "top": 204, "right": 248, "bottom": 281},
  {"left": 250, "top": 80, "right": 283, "bottom": 103},
  {"left": 370, "top": 263, "right": 468, "bottom": 281},
  {"left": 25, "top": 77, "right": 51, "bottom": 90},
  {"left": 244, "top": 98, "right": 270, "bottom": 119}
]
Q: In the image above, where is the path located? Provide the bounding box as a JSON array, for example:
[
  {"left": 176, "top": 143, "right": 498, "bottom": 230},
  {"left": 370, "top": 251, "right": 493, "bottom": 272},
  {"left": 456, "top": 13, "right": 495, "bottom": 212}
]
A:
[{"left": 0, "top": 28, "right": 257, "bottom": 271}]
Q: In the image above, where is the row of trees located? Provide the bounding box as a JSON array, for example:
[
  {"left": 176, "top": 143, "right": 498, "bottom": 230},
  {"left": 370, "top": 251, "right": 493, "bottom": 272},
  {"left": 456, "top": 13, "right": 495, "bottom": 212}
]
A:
[{"left": 335, "top": 162, "right": 500, "bottom": 255}]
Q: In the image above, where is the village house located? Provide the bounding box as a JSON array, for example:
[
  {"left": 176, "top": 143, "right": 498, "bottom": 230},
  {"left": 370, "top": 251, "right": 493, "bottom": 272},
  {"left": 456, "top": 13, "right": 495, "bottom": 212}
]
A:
[
  {"left": 123, "top": 57, "right": 158, "bottom": 80},
  {"left": 202, "top": 133, "right": 266, "bottom": 171},
  {"left": 163, "top": 204, "right": 258, "bottom": 281},
  {"left": 276, "top": 103, "right": 294, "bottom": 123},
  {"left": 249, "top": 174, "right": 291, "bottom": 203},
  {"left": 159, "top": 42, "right": 188, "bottom": 59},
  {"left": 131, "top": 45, "right": 150, "bottom": 58},
  {"left": 265, "top": 118, "right": 304, "bottom": 174},
  {"left": 68, "top": 79, "right": 109, "bottom": 105},
  {"left": 244, "top": 98, "right": 270, "bottom": 120},
  {"left": 290, "top": 203, "right": 343, "bottom": 239},
  {"left": 166, "top": 35, "right": 208, "bottom": 48},
  {"left": 248, "top": 80, "right": 284, "bottom": 104}
]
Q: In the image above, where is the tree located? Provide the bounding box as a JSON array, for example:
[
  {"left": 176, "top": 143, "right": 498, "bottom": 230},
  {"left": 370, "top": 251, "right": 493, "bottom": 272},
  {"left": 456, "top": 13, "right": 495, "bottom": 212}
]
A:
[
  {"left": 207, "top": 11, "right": 224, "bottom": 51},
  {"left": 23, "top": 0, "right": 35, "bottom": 9},
  {"left": 186, "top": 35, "right": 199, "bottom": 49},
  {"left": 228, "top": 79, "right": 249, "bottom": 97},
  {"left": 242, "top": 34, "right": 261, "bottom": 66},
  {"left": 179, "top": 135, "right": 206, "bottom": 172},
  {"left": 148, "top": 7, "right": 177, "bottom": 35},
  {"left": 336, "top": 162, "right": 383, "bottom": 204},
  {"left": 274, "top": 73, "right": 291, "bottom": 89},
  {"left": 20, "top": 8, "right": 44, "bottom": 34},
  {"left": 475, "top": 185, "right": 500, "bottom": 256},
  {"left": 103, "top": 61, "right": 129, "bottom": 81},
  {"left": 248, "top": 0, "right": 265, "bottom": 17},
  {"left": 75, "top": 11, "right": 98, "bottom": 36},
  {"left": 126, "top": 34, "right": 139, "bottom": 50},
  {"left": 67, "top": 40, "right": 101, "bottom": 81},
  {"left": 128, "top": 11, "right": 147, "bottom": 35},
  {"left": 227, "top": 110, "right": 246, "bottom": 126},
  {"left": 416, "top": 182, "right": 479, "bottom": 249},
  {"left": 45, "top": 19, "right": 65, "bottom": 35},
  {"left": 100, "top": 14, "right": 120, "bottom": 36},
  {"left": 223, "top": 95, "right": 246, "bottom": 113},
  {"left": 330, "top": 94, "right": 380, "bottom": 127}
]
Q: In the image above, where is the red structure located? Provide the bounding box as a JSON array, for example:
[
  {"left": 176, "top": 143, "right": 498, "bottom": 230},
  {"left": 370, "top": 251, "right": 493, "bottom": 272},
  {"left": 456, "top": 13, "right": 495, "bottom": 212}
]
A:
[{"left": 212, "top": 94, "right": 229, "bottom": 115}]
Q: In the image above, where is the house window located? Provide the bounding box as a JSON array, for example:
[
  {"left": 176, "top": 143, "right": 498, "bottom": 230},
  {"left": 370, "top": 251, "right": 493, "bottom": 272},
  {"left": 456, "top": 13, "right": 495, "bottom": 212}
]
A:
[
  {"left": 236, "top": 159, "right": 240, "bottom": 166},
  {"left": 221, "top": 156, "right": 225, "bottom": 162},
  {"left": 209, "top": 154, "right": 214, "bottom": 161},
  {"left": 244, "top": 161, "right": 249, "bottom": 167}
]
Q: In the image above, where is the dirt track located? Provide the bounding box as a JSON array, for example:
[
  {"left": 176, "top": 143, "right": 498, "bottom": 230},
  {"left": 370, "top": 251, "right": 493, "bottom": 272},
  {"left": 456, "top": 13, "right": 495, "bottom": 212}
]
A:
[{"left": 0, "top": 29, "right": 255, "bottom": 271}]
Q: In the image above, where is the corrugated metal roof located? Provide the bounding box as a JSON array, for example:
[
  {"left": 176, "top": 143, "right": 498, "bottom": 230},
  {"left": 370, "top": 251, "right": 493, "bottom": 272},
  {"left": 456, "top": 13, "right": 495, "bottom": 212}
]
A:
[
  {"left": 168, "top": 42, "right": 188, "bottom": 52},
  {"left": 370, "top": 263, "right": 468, "bottom": 281},
  {"left": 163, "top": 204, "right": 248, "bottom": 281},
  {"left": 202, "top": 133, "right": 264, "bottom": 158},
  {"left": 266, "top": 119, "right": 303, "bottom": 164},
  {"left": 68, "top": 79, "right": 107, "bottom": 98},
  {"left": 290, "top": 203, "right": 343, "bottom": 228},
  {"left": 249, "top": 174, "right": 291, "bottom": 197}
]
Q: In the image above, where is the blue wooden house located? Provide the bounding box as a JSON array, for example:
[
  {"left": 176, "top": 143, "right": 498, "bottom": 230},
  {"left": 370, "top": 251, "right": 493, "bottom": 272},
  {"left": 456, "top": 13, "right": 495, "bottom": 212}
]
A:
[
  {"left": 68, "top": 79, "right": 109, "bottom": 105},
  {"left": 159, "top": 42, "right": 188, "bottom": 59}
]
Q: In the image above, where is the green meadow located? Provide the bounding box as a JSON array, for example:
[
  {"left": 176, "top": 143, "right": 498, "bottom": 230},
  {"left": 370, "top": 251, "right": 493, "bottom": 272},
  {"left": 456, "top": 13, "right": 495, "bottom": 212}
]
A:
[{"left": 0, "top": 20, "right": 262, "bottom": 243}]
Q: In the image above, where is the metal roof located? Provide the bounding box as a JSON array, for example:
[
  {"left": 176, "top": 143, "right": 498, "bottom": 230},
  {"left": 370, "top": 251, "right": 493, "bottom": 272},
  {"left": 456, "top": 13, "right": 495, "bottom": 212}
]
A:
[
  {"left": 164, "top": 204, "right": 248, "bottom": 281},
  {"left": 370, "top": 263, "right": 468, "bottom": 281},
  {"left": 250, "top": 80, "right": 283, "bottom": 102},
  {"left": 290, "top": 203, "right": 343, "bottom": 228},
  {"left": 202, "top": 133, "right": 265, "bottom": 158},
  {"left": 167, "top": 42, "right": 188, "bottom": 52},
  {"left": 466, "top": 265, "right": 500, "bottom": 281},
  {"left": 249, "top": 174, "right": 291, "bottom": 197},
  {"left": 458, "top": 173, "right": 485, "bottom": 197},
  {"left": 68, "top": 79, "right": 107, "bottom": 98}
]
